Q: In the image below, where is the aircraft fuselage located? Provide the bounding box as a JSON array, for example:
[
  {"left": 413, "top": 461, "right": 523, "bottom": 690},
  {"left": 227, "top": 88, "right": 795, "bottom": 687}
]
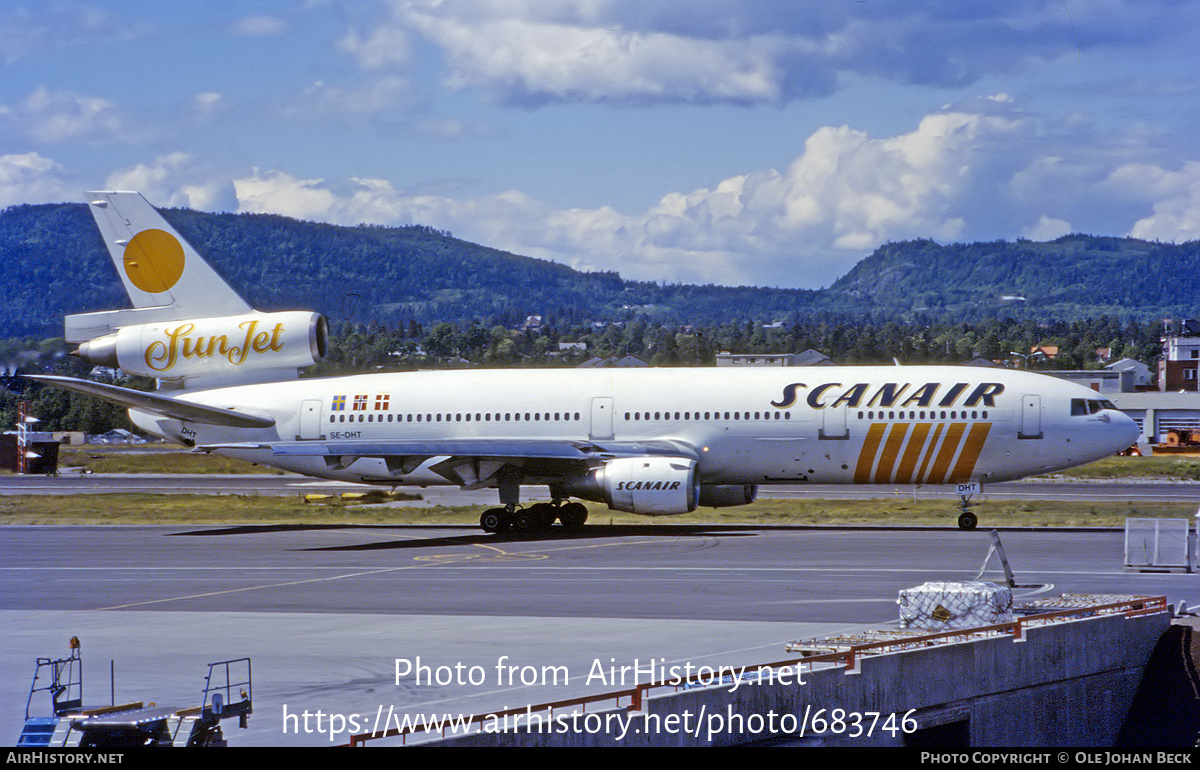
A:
[{"left": 136, "top": 364, "right": 1138, "bottom": 489}]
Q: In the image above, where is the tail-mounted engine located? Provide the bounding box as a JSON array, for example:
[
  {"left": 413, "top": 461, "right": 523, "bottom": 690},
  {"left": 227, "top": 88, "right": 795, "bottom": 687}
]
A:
[{"left": 73, "top": 311, "right": 328, "bottom": 387}]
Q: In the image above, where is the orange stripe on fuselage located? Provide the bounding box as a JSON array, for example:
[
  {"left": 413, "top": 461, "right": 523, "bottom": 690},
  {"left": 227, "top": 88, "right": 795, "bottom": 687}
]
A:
[
  {"left": 914, "top": 423, "right": 944, "bottom": 484},
  {"left": 926, "top": 423, "right": 967, "bottom": 484},
  {"left": 949, "top": 423, "right": 992, "bottom": 482},
  {"left": 855, "top": 420, "right": 993, "bottom": 485},
  {"left": 893, "top": 422, "right": 931, "bottom": 484},
  {"left": 875, "top": 423, "right": 910, "bottom": 484},
  {"left": 854, "top": 422, "right": 887, "bottom": 483}
]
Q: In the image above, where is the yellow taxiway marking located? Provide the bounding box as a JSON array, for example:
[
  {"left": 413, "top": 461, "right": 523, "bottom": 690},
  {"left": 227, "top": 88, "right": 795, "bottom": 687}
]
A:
[
  {"left": 412, "top": 537, "right": 668, "bottom": 563},
  {"left": 95, "top": 564, "right": 433, "bottom": 610}
]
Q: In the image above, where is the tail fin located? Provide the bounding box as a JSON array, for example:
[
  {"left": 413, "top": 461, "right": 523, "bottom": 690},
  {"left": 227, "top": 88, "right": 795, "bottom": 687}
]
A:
[
  {"left": 87, "top": 191, "right": 251, "bottom": 314},
  {"left": 67, "top": 192, "right": 251, "bottom": 341},
  {"left": 64, "top": 191, "right": 327, "bottom": 389}
]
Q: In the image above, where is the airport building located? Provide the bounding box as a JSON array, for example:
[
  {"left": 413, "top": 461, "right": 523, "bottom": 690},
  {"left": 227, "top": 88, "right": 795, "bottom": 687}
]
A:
[
  {"left": 715, "top": 350, "right": 832, "bottom": 367},
  {"left": 1102, "top": 391, "right": 1200, "bottom": 446},
  {"left": 1159, "top": 319, "right": 1200, "bottom": 392},
  {"left": 1042, "top": 321, "right": 1200, "bottom": 446},
  {"left": 1036, "top": 371, "right": 1200, "bottom": 446}
]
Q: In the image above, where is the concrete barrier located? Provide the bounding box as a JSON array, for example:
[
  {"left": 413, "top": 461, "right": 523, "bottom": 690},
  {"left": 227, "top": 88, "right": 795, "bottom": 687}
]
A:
[{"left": 412, "top": 605, "right": 1171, "bottom": 747}]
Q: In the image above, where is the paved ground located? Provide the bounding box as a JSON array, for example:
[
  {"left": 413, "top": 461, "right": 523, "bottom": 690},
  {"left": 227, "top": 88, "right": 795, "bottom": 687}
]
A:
[{"left": 3, "top": 523, "right": 1194, "bottom": 747}]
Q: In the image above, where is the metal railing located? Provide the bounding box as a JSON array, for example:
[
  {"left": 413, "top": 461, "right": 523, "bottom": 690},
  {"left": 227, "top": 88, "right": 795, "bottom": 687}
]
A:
[{"left": 201, "top": 657, "right": 253, "bottom": 724}]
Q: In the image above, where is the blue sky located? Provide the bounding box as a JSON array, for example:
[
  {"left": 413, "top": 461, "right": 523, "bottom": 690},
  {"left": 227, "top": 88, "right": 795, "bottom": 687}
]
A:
[{"left": 4, "top": 1, "right": 1200, "bottom": 289}]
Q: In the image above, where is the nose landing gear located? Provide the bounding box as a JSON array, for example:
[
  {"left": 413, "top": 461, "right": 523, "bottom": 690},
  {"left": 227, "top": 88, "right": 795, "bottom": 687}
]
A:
[{"left": 957, "top": 483, "right": 980, "bottom": 530}]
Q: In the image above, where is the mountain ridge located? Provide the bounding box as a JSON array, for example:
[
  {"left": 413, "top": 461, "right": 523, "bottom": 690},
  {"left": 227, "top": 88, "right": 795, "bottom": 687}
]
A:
[{"left": 2, "top": 202, "right": 1197, "bottom": 338}]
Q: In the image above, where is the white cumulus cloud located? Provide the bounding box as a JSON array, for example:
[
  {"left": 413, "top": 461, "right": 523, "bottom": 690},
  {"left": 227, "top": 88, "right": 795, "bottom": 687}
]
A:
[
  {"left": 408, "top": 11, "right": 795, "bottom": 104},
  {"left": 223, "top": 99, "right": 1200, "bottom": 288},
  {"left": 0, "top": 152, "right": 73, "bottom": 206},
  {"left": 337, "top": 23, "right": 412, "bottom": 70},
  {"left": 104, "top": 153, "right": 238, "bottom": 212},
  {"left": 10, "top": 98, "right": 1186, "bottom": 290},
  {"left": 1123, "top": 161, "right": 1200, "bottom": 242},
  {"left": 342, "top": 0, "right": 1200, "bottom": 107},
  {"left": 2, "top": 87, "right": 130, "bottom": 145}
]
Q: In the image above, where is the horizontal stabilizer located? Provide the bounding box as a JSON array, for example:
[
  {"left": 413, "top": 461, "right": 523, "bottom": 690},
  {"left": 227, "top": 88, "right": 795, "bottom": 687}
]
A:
[{"left": 25, "top": 375, "right": 276, "bottom": 429}]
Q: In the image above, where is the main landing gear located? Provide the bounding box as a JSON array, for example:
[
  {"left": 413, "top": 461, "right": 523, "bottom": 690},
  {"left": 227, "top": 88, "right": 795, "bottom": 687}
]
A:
[
  {"left": 479, "top": 501, "right": 588, "bottom": 534},
  {"left": 478, "top": 469, "right": 588, "bottom": 535}
]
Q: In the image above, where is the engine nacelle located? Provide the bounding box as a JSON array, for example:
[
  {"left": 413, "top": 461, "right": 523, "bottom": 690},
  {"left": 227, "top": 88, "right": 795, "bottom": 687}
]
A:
[
  {"left": 698, "top": 484, "right": 758, "bottom": 508},
  {"left": 75, "top": 311, "right": 327, "bottom": 385},
  {"left": 563, "top": 456, "right": 699, "bottom": 515}
]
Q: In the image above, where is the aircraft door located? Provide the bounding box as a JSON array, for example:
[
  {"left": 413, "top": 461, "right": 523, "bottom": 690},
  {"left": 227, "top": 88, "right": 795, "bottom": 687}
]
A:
[
  {"left": 590, "top": 397, "right": 614, "bottom": 440},
  {"left": 1019, "top": 394, "right": 1042, "bottom": 439},
  {"left": 298, "top": 399, "right": 323, "bottom": 440},
  {"left": 819, "top": 403, "right": 849, "bottom": 440}
]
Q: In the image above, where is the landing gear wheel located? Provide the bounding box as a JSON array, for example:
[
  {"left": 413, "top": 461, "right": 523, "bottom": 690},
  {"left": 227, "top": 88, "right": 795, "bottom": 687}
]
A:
[
  {"left": 480, "top": 509, "right": 504, "bottom": 533},
  {"left": 526, "top": 503, "right": 557, "bottom": 530},
  {"left": 510, "top": 509, "right": 532, "bottom": 533},
  {"left": 957, "top": 511, "right": 978, "bottom": 530},
  {"left": 559, "top": 502, "right": 588, "bottom": 530}
]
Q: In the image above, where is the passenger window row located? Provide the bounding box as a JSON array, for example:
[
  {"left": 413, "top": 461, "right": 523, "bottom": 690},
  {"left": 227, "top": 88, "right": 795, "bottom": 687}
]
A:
[
  {"left": 623, "top": 411, "right": 792, "bottom": 421},
  {"left": 856, "top": 410, "right": 989, "bottom": 421},
  {"left": 331, "top": 412, "right": 583, "bottom": 424}
]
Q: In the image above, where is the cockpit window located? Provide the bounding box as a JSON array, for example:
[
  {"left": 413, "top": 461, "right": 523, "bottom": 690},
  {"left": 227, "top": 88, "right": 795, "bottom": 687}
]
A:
[{"left": 1071, "top": 398, "right": 1114, "bottom": 416}]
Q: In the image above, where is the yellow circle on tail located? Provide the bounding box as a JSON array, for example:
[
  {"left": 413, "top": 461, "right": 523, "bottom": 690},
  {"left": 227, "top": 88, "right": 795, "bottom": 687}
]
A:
[{"left": 123, "top": 229, "right": 185, "bottom": 294}]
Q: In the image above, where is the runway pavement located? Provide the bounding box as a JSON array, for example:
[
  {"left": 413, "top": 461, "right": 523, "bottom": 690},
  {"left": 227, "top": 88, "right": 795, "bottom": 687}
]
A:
[{"left": 2, "top": 521, "right": 1196, "bottom": 746}]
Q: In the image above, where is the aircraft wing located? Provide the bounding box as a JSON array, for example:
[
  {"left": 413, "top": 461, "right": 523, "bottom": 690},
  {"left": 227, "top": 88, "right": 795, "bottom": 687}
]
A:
[
  {"left": 201, "top": 438, "right": 699, "bottom": 486},
  {"left": 24, "top": 375, "right": 277, "bottom": 429},
  {"left": 204, "top": 438, "right": 698, "bottom": 462}
]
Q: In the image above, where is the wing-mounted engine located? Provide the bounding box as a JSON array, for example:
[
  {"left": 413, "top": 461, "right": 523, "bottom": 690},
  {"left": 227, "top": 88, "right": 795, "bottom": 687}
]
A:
[
  {"left": 560, "top": 458, "right": 759, "bottom": 515},
  {"left": 73, "top": 311, "right": 328, "bottom": 388},
  {"left": 562, "top": 456, "right": 700, "bottom": 515}
]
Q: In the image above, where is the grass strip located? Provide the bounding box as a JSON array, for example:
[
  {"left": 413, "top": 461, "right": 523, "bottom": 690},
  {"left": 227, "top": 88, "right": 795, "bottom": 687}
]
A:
[{"left": 1, "top": 494, "right": 1193, "bottom": 527}]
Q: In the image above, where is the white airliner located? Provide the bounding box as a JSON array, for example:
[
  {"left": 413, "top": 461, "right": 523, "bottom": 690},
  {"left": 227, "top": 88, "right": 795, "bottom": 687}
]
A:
[{"left": 31, "top": 192, "right": 1140, "bottom": 532}]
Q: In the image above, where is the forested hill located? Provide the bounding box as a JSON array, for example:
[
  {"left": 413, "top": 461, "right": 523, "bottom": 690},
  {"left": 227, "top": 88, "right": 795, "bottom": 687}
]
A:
[
  {"left": 830, "top": 236, "right": 1200, "bottom": 320},
  {"left": 2, "top": 202, "right": 1197, "bottom": 338},
  {"left": 0, "top": 202, "right": 825, "bottom": 336}
]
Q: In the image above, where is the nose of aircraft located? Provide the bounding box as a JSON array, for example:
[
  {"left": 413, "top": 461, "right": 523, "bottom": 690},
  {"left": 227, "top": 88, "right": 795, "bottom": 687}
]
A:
[
  {"left": 1099, "top": 408, "right": 1140, "bottom": 455},
  {"left": 1114, "top": 410, "right": 1140, "bottom": 451}
]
